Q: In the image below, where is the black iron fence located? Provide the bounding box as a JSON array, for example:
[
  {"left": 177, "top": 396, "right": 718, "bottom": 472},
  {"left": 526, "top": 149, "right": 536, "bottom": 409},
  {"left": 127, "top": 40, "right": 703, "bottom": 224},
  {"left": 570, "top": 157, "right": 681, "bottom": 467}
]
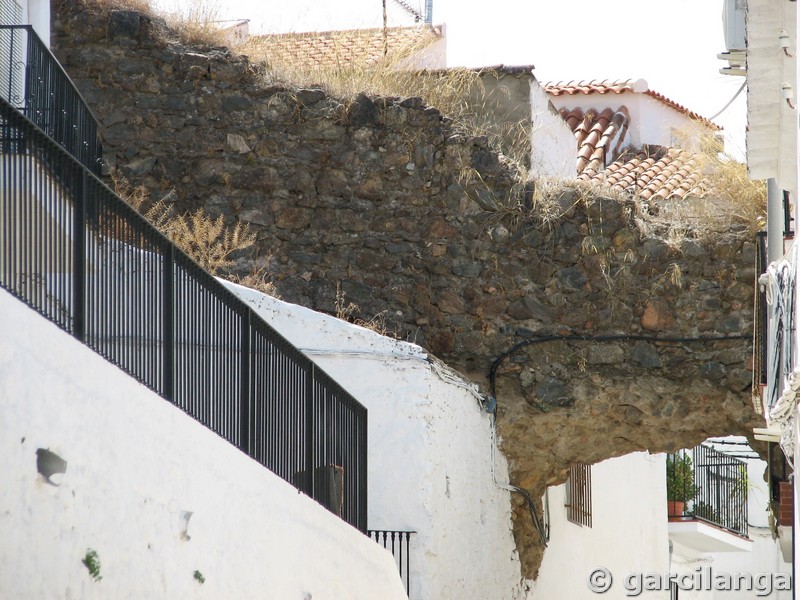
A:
[
  {"left": 0, "top": 25, "right": 101, "bottom": 174},
  {"left": 667, "top": 445, "right": 748, "bottom": 538},
  {"left": 0, "top": 96, "right": 367, "bottom": 531},
  {"left": 369, "top": 530, "right": 414, "bottom": 595}
]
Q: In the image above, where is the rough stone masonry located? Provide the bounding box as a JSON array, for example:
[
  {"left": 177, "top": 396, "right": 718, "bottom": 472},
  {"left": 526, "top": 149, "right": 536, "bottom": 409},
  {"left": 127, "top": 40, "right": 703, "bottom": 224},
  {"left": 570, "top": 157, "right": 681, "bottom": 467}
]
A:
[{"left": 52, "top": 3, "right": 762, "bottom": 578}]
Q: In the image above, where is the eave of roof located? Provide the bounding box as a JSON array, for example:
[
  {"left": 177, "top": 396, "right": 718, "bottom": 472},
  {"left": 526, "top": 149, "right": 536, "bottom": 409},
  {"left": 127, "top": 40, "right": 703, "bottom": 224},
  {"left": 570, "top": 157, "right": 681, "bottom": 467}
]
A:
[{"left": 544, "top": 78, "right": 721, "bottom": 131}]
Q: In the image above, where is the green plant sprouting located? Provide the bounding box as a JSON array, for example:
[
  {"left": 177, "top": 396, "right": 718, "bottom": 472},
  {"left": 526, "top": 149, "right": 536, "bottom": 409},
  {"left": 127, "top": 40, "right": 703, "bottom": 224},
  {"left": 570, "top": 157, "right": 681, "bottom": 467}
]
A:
[
  {"left": 666, "top": 453, "right": 698, "bottom": 502},
  {"left": 82, "top": 548, "right": 102, "bottom": 582}
]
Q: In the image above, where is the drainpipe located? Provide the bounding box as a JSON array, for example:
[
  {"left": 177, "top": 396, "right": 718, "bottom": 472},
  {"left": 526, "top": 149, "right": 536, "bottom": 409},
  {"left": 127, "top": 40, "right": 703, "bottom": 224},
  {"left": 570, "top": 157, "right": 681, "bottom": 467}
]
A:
[
  {"left": 765, "top": 178, "right": 784, "bottom": 415},
  {"left": 768, "top": 178, "right": 783, "bottom": 263},
  {"left": 425, "top": 0, "right": 433, "bottom": 24}
]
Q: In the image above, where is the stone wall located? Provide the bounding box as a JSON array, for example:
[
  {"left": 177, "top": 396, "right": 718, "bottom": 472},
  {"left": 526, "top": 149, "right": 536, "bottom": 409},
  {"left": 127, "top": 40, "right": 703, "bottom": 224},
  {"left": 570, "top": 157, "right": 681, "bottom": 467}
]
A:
[{"left": 52, "top": 4, "right": 762, "bottom": 578}]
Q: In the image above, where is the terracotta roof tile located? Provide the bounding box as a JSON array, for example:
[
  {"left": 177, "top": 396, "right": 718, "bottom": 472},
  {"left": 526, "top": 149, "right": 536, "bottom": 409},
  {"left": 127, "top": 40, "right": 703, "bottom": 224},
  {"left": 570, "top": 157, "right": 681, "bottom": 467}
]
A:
[
  {"left": 581, "top": 146, "right": 708, "bottom": 201},
  {"left": 249, "top": 25, "right": 442, "bottom": 70},
  {"left": 544, "top": 78, "right": 720, "bottom": 131},
  {"left": 558, "top": 106, "right": 630, "bottom": 176}
]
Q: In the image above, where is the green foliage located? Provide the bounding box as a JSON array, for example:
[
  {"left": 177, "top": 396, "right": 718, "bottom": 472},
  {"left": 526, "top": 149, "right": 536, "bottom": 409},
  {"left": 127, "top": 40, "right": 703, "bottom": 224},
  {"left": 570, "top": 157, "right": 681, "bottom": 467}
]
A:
[
  {"left": 82, "top": 549, "right": 102, "bottom": 582},
  {"left": 691, "top": 500, "right": 718, "bottom": 522},
  {"left": 666, "top": 453, "right": 698, "bottom": 502},
  {"left": 193, "top": 569, "right": 206, "bottom": 584}
]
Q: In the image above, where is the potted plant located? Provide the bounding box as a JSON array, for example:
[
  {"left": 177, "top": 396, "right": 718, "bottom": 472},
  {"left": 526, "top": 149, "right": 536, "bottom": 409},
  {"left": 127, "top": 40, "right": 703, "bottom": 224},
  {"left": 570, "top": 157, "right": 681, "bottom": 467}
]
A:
[{"left": 666, "top": 453, "right": 698, "bottom": 517}]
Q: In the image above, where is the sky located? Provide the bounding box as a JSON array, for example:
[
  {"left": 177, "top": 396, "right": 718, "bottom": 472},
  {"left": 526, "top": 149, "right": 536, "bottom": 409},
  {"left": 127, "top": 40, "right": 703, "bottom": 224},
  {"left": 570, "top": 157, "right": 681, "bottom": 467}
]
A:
[{"left": 155, "top": 0, "right": 747, "bottom": 156}]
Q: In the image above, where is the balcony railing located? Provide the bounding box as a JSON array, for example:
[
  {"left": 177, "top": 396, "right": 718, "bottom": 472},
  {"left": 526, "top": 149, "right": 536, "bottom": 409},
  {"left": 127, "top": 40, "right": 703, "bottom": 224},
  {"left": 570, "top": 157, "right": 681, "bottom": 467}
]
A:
[
  {"left": 0, "top": 25, "right": 101, "bottom": 174},
  {"left": 369, "top": 530, "right": 414, "bottom": 596},
  {"left": 667, "top": 445, "right": 748, "bottom": 538},
  {"left": 0, "top": 96, "right": 367, "bottom": 531}
]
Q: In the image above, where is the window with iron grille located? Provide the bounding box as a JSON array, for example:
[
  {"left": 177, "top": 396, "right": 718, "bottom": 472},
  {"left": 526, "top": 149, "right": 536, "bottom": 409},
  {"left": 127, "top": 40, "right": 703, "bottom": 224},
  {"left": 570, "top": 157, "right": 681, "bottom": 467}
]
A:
[{"left": 565, "top": 463, "right": 592, "bottom": 527}]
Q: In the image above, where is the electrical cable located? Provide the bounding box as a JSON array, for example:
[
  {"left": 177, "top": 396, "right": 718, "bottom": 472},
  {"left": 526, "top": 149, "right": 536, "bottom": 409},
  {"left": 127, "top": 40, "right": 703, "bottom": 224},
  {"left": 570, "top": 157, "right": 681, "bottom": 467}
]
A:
[
  {"left": 488, "top": 332, "right": 750, "bottom": 396},
  {"left": 489, "top": 413, "right": 549, "bottom": 546},
  {"left": 709, "top": 80, "right": 747, "bottom": 120}
]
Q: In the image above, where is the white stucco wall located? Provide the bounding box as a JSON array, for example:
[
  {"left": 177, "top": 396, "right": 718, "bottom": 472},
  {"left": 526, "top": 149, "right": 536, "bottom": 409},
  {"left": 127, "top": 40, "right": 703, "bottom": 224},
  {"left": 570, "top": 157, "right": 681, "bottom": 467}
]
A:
[
  {"left": 27, "top": 0, "right": 50, "bottom": 46},
  {"left": 530, "top": 81, "right": 575, "bottom": 179},
  {"left": 223, "top": 281, "right": 528, "bottom": 600},
  {"left": 529, "top": 452, "right": 671, "bottom": 600},
  {"left": 0, "top": 287, "right": 407, "bottom": 600}
]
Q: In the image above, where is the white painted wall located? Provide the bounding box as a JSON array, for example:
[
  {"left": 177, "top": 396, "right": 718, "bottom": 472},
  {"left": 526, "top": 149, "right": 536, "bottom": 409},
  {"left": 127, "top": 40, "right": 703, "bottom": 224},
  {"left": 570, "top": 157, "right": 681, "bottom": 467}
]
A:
[
  {"left": 223, "top": 281, "right": 529, "bottom": 600},
  {"left": 530, "top": 81, "right": 575, "bottom": 179},
  {"left": 6, "top": 0, "right": 50, "bottom": 46},
  {"left": 27, "top": 0, "right": 49, "bottom": 46},
  {"left": 530, "top": 452, "right": 671, "bottom": 600},
  {"left": 0, "top": 287, "right": 407, "bottom": 600}
]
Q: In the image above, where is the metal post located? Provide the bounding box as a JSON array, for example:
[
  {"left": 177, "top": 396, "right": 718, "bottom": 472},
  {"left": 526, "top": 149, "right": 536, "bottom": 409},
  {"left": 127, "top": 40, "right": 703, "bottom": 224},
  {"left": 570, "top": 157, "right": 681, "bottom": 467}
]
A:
[
  {"left": 361, "top": 410, "right": 368, "bottom": 531},
  {"left": 767, "top": 178, "right": 783, "bottom": 263},
  {"left": 766, "top": 179, "right": 784, "bottom": 409},
  {"left": 306, "top": 363, "right": 315, "bottom": 499},
  {"left": 163, "top": 244, "right": 174, "bottom": 401},
  {"left": 72, "top": 170, "right": 86, "bottom": 342},
  {"left": 240, "top": 307, "right": 251, "bottom": 453},
  {"left": 783, "top": 191, "right": 794, "bottom": 238}
]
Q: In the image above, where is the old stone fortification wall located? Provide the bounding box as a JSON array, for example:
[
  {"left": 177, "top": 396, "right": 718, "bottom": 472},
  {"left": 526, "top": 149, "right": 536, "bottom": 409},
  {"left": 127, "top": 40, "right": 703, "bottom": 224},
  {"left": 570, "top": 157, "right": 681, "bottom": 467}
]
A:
[{"left": 52, "top": 5, "right": 761, "bottom": 578}]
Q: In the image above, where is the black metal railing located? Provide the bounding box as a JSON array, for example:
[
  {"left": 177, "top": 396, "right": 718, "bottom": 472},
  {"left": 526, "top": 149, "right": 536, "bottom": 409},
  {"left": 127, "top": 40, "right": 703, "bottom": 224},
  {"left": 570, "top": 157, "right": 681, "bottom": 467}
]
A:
[
  {"left": 667, "top": 445, "right": 748, "bottom": 538},
  {"left": 369, "top": 530, "right": 414, "bottom": 595},
  {"left": 783, "top": 191, "right": 794, "bottom": 239},
  {"left": 0, "top": 25, "right": 101, "bottom": 174},
  {"left": 756, "top": 231, "right": 768, "bottom": 387},
  {"left": 0, "top": 97, "right": 367, "bottom": 531}
]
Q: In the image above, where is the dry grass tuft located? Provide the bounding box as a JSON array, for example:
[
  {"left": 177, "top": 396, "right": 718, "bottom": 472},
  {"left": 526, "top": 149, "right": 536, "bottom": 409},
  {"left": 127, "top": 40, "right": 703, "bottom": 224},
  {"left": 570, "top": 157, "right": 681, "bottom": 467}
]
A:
[
  {"left": 703, "top": 152, "right": 766, "bottom": 232},
  {"left": 640, "top": 139, "right": 766, "bottom": 243},
  {"left": 227, "top": 263, "right": 280, "bottom": 298},
  {"left": 159, "top": 0, "right": 230, "bottom": 47},
  {"left": 240, "top": 33, "right": 531, "bottom": 168},
  {"left": 112, "top": 172, "right": 175, "bottom": 231},
  {"left": 71, "top": 0, "right": 234, "bottom": 48},
  {"left": 73, "top": 0, "right": 153, "bottom": 16},
  {"left": 113, "top": 173, "right": 256, "bottom": 274},
  {"left": 334, "top": 282, "right": 389, "bottom": 335},
  {"left": 169, "top": 208, "right": 256, "bottom": 273}
]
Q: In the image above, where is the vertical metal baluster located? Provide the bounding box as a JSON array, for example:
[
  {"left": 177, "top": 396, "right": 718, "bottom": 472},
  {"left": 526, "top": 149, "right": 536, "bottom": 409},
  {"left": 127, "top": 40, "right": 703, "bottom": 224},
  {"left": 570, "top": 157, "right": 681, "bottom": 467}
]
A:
[
  {"left": 72, "top": 170, "right": 85, "bottom": 342},
  {"left": 163, "top": 243, "right": 174, "bottom": 402},
  {"left": 241, "top": 307, "right": 251, "bottom": 454}
]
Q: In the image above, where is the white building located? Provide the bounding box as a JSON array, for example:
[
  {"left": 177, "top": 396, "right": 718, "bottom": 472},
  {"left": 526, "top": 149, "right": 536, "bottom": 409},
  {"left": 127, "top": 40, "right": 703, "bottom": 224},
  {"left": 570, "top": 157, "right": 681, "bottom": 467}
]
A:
[{"left": 739, "top": 0, "right": 800, "bottom": 591}]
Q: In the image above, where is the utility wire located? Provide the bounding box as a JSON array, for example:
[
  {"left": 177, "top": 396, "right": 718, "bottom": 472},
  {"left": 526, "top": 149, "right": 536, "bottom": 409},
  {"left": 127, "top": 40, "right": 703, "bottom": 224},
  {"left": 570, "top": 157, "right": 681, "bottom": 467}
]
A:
[
  {"left": 489, "top": 332, "right": 750, "bottom": 396},
  {"left": 710, "top": 80, "right": 747, "bottom": 120},
  {"left": 489, "top": 414, "right": 549, "bottom": 546}
]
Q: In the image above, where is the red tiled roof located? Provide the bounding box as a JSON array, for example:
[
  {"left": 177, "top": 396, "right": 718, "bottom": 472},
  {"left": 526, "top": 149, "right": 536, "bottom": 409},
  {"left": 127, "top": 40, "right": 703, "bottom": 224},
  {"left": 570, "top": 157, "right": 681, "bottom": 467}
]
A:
[
  {"left": 582, "top": 146, "right": 708, "bottom": 201},
  {"left": 548, "top": 80, "right": 713, "bottom": 200},
  {"left": 560, "top": 106, "right": 630, "bottom": 176},
  {"left": 544, "top": 78, "right": 720, "bottom": 131},
  {"left": 248, "top": 25, "right": 442, "bottom": 70}
]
